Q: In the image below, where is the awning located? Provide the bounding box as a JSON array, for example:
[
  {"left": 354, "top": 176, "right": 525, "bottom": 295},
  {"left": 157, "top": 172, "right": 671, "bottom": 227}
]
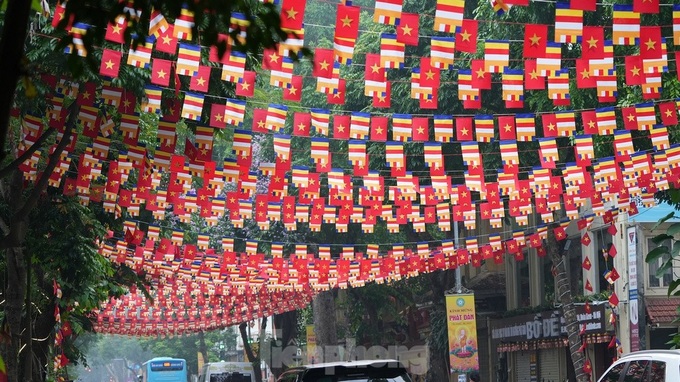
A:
[{"left": 646, "top": 297, "right": 680, "bottom": 325}]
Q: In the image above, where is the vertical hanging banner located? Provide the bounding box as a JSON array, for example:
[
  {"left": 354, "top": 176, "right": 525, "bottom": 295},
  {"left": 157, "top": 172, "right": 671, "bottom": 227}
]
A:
[
  {"left": 446, "top": 294, "right": 479, "bottom": 376},
  {"left": 306, "top": 325, "right": 317, "bottom": 364},
  {"left": 627, "top": 226, "right": 639, "bottom": 352}
]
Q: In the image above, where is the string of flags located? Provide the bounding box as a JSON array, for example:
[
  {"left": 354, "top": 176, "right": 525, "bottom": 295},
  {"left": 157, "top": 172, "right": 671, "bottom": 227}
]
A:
[{"left": 29, "top": 0, "right": 680, "bottom": 335}]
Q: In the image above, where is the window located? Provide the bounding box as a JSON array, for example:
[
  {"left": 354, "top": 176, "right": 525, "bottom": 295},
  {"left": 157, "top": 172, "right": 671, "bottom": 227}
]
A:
[
  {"left": 593, "top": 229, "right": 614, "bottom": 294},
  {"left": 601, "top": 362, "right": 625, "bottom": 382},
  {"left": 623, "top": 359, "right": 649, "bottom": 382},
  {"left": 649, "top": 361, "right": 665, "bottom": 382},
  {"left": 648, "top": 238, "right": 673, "bottom": 288}
]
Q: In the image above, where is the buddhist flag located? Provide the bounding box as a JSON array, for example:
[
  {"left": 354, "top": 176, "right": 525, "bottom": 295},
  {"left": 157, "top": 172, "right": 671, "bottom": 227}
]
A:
[
  {"left": 574, "top": 135, "right": 594, "bottom": 167},
  {"left": 232, "top": 129, "right": 252, "bottom": 158},
  {"left": 434, "top": 115, "right": 454, "bottom": 142},
  {"left": 392, "top": 114, "right": 412, "bottom": 142},
  {"left": 374, "top": 0, "right": 402, "bottom": 25},
  {"left": 524, "top": 24, "right": 547, "bottom": 58},
  {"left": 434, "top": 0, "right": 464, "bottom": 33},
  {"left": 537, "top": 42, "right": 562, "bottom": 76},
  {"left": 555, "top": 111, "right": 576, "bottom": 137},
  {"left": 64, "top": 22, "right": 89, "bottom": 57},
  {"left": 502, "top": 69, "right": 524, "bottom": 108},
  {"left": 310, "top": 109, "right": 330, "bottom": 136},
  {"left": 221, "top": 51, "right": 247, "bottom": 83},
  {"left": 430, "top": 37, "right": 455, "bottom": 70},
  {"left": 612, "top": 5, "right": 640, "bottom": 45},
  {"left": 148, "top": 9, "right": 169, "bottom": 38},
  {"left": 266, "top": 104, "right": 288, "bottom": 133},
  {"left": 596, "top": 107, "right": 617, "bottom": 134},
  {"left": 635, "top": 102, "right": 657, "bottom": 130},
  {"left": 350, "top": 112, "right": 371, "bottom": 139},
  {"left": 348, "top": 140, "right": 367, "bottom": 167},
  {"left": 396, "top": 13, "right": 419, "bottom": 46},
  {"left": 515, "top": 114, "right": 536, "bottom": 142},
  {"left": 334, "top": 36, "right": 356, "bottom": 65},
  {"left": 127, "top": 39, "right": 153, "bottom": 69},
  {"left": 460, "top": 141, "right": 481, "bottom": 169},
  {"left": 424, "top": 142, "right": 443, "bottom": 171},
  {"left": 457, "top": 69, "right": 479, "bottom": 101},
  {"left": 181, "top": 92, "right": 204, "bottom": 121},
  {"left": 385, "top": 142, "right": 405, "bottom": 170},
  {"left": 547, "top": 70, "right": 570, "bottom": 106},
  {"left": 613, "top": 131, "right": 634, "bottom": 161},
  {"left": 474, "top": 115, "right": 494, "bottom": 143},
  {"left": 142, "top": 86, "right": 162, "bottom": 114},
  {"left": 380, "top": 33, "right": 405, "bottom": 69},
  {"left": 173, "top": 5, "right": 195, "bottom": 40},
  {"left": 225, "top": 98, "right": 246, "bottom": 127},
  {"left": 674, "top": 6, "right": 680, "bottom": 45},
  {"left": 650, "top": 126, "right": 670, "bottom": 151},
  {"left": 538, "top": 138, "right": 558, "bottom": 168},
  {"left": 177, "top": 43, "right": 201, "bottom": 76},
  {"left": 484, "top": 40, "right": 509, "bottom": 73},
  {"left": 554, "top": 2, "right": 582, "bottom": 44}
]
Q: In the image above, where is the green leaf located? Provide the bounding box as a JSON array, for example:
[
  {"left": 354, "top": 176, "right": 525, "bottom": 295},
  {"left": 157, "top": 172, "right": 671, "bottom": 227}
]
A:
[
  {"left": 653, "top": 212, "right": 677, "bottom": 230},
  {"left": 651, "top": 234, "right": 674, "bottom": 244},
  {"left": 668, "top": 279, "right": 680, "bottom": 297},
  {"left": 646, "top": 246, "right": 670, "bottom": 263},
  {"left": 657, "top": 259, "right": 673, "bottom": 278},
  {"left": 668, "top": 222, "right": 680, "bottom": 237}
]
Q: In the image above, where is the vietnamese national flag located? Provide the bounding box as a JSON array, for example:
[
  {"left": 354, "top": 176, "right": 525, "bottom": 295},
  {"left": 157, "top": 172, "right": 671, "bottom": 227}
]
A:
[
  {"left": 333, "top": 115, "right": 351, "bottom": 139},
  {"left": 412, "top": 117, "right": 429, "bottom": 141},
  {"left": 236, "top": 70, "right": 256, "bottom": 97},
  {"left": 524, "top": 24, "right": 547, "bottom": 58},
  {"left": 634, "top": 0, "right": 659, "bottom": 14},
  {"left": 313, "top": 48, "right": 335, "bottom": 78},
  {"left": 659, "top": 102, "right": 678, "bottom": 126},
  {"left": 396, "top": 13, "right": 419, "bottom": 46},
  {"left": 542, "top": 113, "right": 557, "bottom": 137},
  {"left": 524, "top": 59, "right": 545, "bottom": 90},
  {"left": 335, "top": 4, "right": 360, "bottom": 40},
  {"left": 455, "top": 19, "right": 477, "bottom": 53},
  {"left": 100, "top": 49, "right": 122, "bottom": 78},
  {"left": 371, "top": 116, "right": 388, "bottom": 141},
  {"left": 293, "top": 112, "right": 311, "bottom": 136},
  {"left": 283, "top": 75, "right": 303, "bottom": 102},
  {"left": 471, "top": 59, "right": 491, "bottom": 89},
  {"left": 151, "top": 58, "right": 172, "bottom": 86}
]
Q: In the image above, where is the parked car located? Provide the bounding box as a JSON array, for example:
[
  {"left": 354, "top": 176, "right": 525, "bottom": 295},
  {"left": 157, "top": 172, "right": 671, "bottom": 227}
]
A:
[
  {"left": 276, "top": 359, "right": 413, "bottom": 382},
  {"left": 597, "top": 349, "right": 680, "bottom": 382}
]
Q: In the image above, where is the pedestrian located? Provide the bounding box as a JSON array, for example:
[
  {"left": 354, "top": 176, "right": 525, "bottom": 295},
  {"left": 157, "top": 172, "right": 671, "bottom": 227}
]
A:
[{"left": 468, "top": 370, "right": 480, "bottom": 382}]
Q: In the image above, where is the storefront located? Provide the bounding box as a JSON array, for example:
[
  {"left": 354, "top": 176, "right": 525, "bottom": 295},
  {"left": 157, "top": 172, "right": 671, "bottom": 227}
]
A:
[{"left": 490, "top": 303, "right": 613, "bottom": 382}]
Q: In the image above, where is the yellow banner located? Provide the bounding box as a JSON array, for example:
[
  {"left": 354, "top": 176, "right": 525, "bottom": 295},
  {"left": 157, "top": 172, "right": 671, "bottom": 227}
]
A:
[
  {"left": 446, "top": 294, "right": 479, "bottom": 374},
  {"left": 306, "top": 325, "right": 317, "bottom": 364}
]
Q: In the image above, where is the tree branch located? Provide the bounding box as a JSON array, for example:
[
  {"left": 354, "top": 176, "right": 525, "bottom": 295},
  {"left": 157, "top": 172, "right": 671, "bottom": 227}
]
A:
[
  {"left": 0, "top": 127, "right": 56, "bottom": 179},
  {"left": 13, "top": 107, "right": 76, "bottom": 221}
]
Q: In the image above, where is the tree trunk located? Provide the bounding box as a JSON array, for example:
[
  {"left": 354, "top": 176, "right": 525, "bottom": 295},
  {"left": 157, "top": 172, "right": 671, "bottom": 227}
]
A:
[
  {"left": 197, "top": 331, "right": 208, "bottom": 369},
  {"left": 271, "top": 311, "right": 297, "bottom": 378},
  {"left": 425, "top": 270, "right": 455, "bottom": 382},
  {"left": 0, "top": 0, "right": 32, "bottom": 163},
  {"left": 240, "top": 320, "right": 264, "bottom": 382},
  {"left": 5, "top": 246, "right": 27, "bottom": 382},
  {"left": 312, "top": 290, "right": 337, "bottom": 363},
  {"left": 22, "top": 252, "right": 33, "bottom": 382},
  {"left": 33, "top": 304, "right": 57, "bottom": 382},
  {"left": 547, "top": 226, "right": 589, "bottom": 382}
]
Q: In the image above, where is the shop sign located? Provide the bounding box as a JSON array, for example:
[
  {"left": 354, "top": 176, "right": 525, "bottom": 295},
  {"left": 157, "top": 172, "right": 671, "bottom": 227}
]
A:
[{"left": 490, "top": 304, "right": 606, "bottom": 343}]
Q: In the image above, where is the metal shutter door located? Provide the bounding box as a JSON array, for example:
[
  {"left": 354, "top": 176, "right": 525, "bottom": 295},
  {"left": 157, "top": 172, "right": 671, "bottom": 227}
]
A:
[
  {"left": 514, "top": 351, "right": 532, "bottom": 382},
  {"left": 539, "top": 348, "right": 561, "bottom": 382}
]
